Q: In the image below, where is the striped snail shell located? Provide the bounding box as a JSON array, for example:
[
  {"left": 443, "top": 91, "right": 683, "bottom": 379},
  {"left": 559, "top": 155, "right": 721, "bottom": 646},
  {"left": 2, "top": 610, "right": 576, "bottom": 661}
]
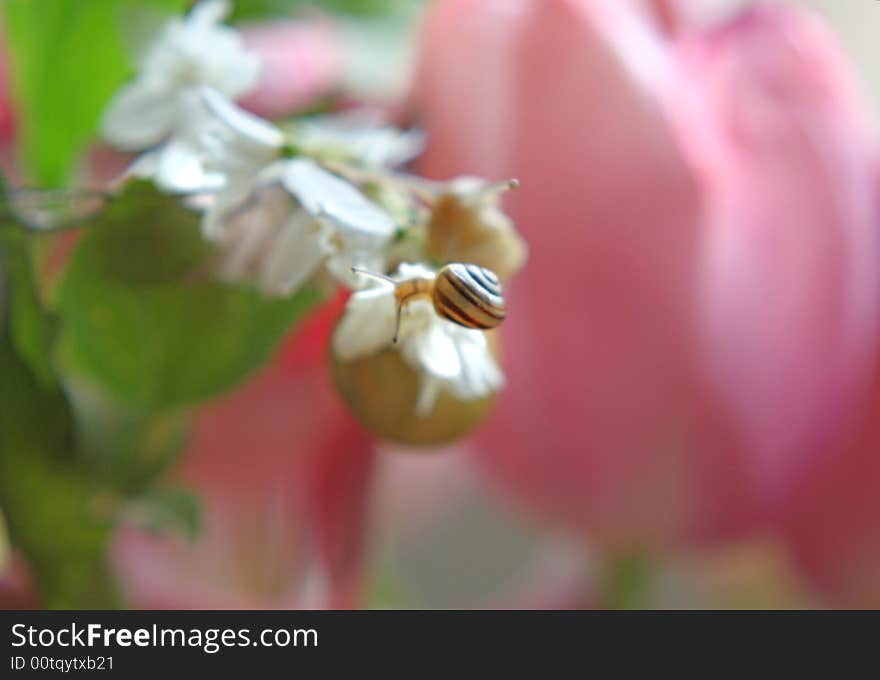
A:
[{"left": 433, "top": 263, "right": 506, "bottom": 330}]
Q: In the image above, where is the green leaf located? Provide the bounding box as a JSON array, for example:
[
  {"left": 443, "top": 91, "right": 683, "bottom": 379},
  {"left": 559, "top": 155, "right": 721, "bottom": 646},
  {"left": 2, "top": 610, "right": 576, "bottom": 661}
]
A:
[
  {"left": 56, "top": 181, "right": 318, "bottom": 411},
  {"left": 0, "top": 174, "right": 58, "bottom": 389},
  {"left": 67, "top": 378, "right": 190, "bottom": 492},
  {"left": 1, "top": 0, "right": 185, "bottom": 185},
  {"left": 0, "top": 307, "right": 118, "bottom": 608},
  {"left": 0, "top": 230, "right": 59, "bottom": 391}
]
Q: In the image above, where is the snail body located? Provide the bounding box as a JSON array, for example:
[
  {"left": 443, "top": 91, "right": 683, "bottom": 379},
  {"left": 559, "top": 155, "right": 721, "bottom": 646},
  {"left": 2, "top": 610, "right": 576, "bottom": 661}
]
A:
[{"left": 353, "top": 262, "right": 506, "bottom": 342}]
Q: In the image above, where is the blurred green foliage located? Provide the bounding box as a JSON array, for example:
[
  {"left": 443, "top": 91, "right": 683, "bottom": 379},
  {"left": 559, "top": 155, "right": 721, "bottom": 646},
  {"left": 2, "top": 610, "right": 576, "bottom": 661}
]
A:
[
  {"left": 0, "top": 0, "right": 374, "bottom": 610},
  {"left": 0, "top": 230, "right": 58, "bottom": 390},
  {"left": 1, "top": 0, "right": 422, "bottom": 186},
  {"left": 602, "top": 552, "right": 657, "bottom": 610},
  {"left": 0, "top": 178, "right": 318, "bottom": 607},
  {"left": 1, "top": 0, "right": 185, "bottom": 186},
  {"left": 0, "top": 235, "right": 117, "bottom": 607},
  {"left": 69, "top": 380, "right": 190, "bottom": 494},
  {"left": 230, "top": 0, "right": 413, "bottom": 21},
  {"left": 56, "top": 182, "right": 317, "bottom": 411},
  {"left": 123, "top": 486, "right": 202, "bottom": 541}
]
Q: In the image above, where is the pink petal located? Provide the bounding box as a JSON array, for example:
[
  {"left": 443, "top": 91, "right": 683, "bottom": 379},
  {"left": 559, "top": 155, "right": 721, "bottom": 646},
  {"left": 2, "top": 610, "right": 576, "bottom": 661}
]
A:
[
  {"left": 677, "top": 5, "right": 880, "bottom": 505},
  {"left": 783, "top": 367, "right": 880, "bottom": 608}
]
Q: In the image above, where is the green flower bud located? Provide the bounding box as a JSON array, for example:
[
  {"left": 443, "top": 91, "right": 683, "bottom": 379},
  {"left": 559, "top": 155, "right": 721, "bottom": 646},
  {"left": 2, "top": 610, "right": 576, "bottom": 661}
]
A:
[{"left": 331, "top": 344, "right": 496, "bottom": 447}]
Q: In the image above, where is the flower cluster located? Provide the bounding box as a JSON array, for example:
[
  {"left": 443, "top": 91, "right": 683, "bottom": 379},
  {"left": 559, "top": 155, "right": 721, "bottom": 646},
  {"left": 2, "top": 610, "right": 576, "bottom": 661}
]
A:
[{"left": 100, "top": 0, "right": 527, "bottom": 436}]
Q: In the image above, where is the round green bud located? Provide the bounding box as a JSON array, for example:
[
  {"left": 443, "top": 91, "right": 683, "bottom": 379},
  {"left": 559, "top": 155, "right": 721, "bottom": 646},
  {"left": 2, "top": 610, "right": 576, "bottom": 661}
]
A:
[{"left": 331, "top": 345, "right": 496, "bottom": 448}]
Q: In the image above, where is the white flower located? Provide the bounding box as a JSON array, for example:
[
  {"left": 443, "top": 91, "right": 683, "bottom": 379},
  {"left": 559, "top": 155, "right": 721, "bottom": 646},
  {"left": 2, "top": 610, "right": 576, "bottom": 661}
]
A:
[
  {"left": 130, "top": 87, "right": 283, "bottom": 198},
  {"left": 291, "top": 111, "right": 425, "bottom": 168},
  {"left": 211, "top": 158, "right": 396, "bottom": 295},
  {"left": 102, "top": 0, "right": 261, "bottom": 150},
  {"left": 333, "top": 263, "right": 505, "bottom": 416},
  {"left": 213, "top": 184, "right": 315, "bottom": 295},
  {"left": 116, "top": 82, "right": 396, "bottom": 296}
]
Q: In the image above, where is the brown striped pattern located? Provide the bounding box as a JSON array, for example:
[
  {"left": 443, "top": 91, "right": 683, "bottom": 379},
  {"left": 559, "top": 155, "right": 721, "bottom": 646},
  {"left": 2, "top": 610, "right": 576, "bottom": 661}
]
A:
[{"left": 432, "top": 263, "right": 506, "bottom": 329}]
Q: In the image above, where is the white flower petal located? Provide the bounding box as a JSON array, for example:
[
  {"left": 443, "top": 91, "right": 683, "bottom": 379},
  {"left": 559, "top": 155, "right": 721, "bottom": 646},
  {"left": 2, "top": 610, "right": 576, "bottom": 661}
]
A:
[
  {"left": 278, "top": 158, "right": 395, "bottom": 240},
  {"left": 216, "top": 186, "right": 292, "bottom": 281},
  {"left": 362, "top": 127, "right": 425, "bottom": 167},
  {"left": 333, "top": 285, "right": 397, "bottom": 360},
  {"left": 188, "top": 0, "right": 231, "bottom": 27},
  {"left": 125, "top": 151, "right": 159, "bottom": 181},
  {"left": 132, "top": 89, "right": 281, "bottom": 208},
  {"left": 257, "top": 210, "right": 325, "bottom": 296},
  {"left": 104, "top": 0, "right": 261, "bottom": 153},
  {"left": 199, "top": 87, "right": 283, "bottom": 152},
  {"left": 183, "top": 88, "right": 280, "bottom": 186},
  {"left": 143, "top": 20, "right": 256, "bottom": 96},
  {"left": 295, "top": 113, "right": 425, "bottom": 168},
  {"left": 403, "top": 323, "right": 461, "bottom": 381},
  {"left": 218, "top": 214, "right": 278, "bottom": 282},
  {"left": 415, "top": 376, "right": 443, "bottom": 418},
  {"left": 211, "top": 43, "right": 262, "bottom": 99},
  {"left": 101, "top": 79, "right": 177, "bottom": 149},
  {"left": 202, "top": 188, "right": 248, "bottom": 240},
  {"left": 153, "top": 139, "right": 226, "bottom": 193},
  {"left": 449, "top": 328, "right": 505, "bottom": 400}
]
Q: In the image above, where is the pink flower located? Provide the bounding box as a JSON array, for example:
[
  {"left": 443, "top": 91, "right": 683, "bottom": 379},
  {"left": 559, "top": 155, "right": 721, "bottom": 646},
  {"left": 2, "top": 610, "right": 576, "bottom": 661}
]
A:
[
  {"left": 412, "top": 0, "right": 880, "bottom": 548},
  {"left": 783, "top": 366, "right": 880, "bottom": 607},
  {"left": 240, "top": 19, "right": 343, "bottom": 119},
  {"left": 112, "top": 301, "right": 375, "bottom": 609},
  {"left": 677, "top": 3, "right": 880, "bottom": 508}
]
